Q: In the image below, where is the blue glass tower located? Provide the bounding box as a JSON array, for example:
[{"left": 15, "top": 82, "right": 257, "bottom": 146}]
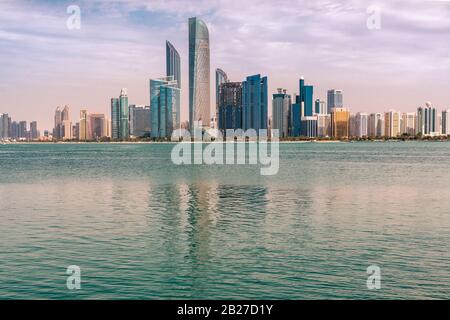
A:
[
  {"left": 166, "top": 41, "right": 181, "bottom": 130},
  {"left": 150, "top": 77, "right": 180, "bottom": 138},
  {"left": 242, "top": 74, "right": 268, "bottom": 131}
]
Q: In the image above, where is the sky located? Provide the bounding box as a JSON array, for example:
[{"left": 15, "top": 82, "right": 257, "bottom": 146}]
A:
[{"left": 1, "top": 0, "right": 450, "bottom": 130}]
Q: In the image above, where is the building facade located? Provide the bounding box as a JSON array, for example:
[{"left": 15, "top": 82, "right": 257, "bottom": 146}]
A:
[
  {"left": 218, "top": 81, "right": 242, "bottom": 132},
  {"left": 331, "top": 108, "right": 350, "bottom": 139},
  {"left": 272, "top": 88, "right": 291, "bottom": 137},
  {"left": 189, "top": 17, "right": 210, "bottom": 129},
  {"left": 242, "top": 74, "right": 268, "bottom": 132},
  {"left": 327, "top": 89, "right": 343, "bottom": 114},
  {"left": 150, "top": 76, "right": 180, "bottom": 138}
]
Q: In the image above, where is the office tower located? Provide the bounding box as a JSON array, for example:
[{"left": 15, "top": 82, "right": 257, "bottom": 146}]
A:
[
  {"left": 166, "top": 41, "right": 181, "bottom": 88},
  {"left": 384, "top": 110, "right": 401, "bottom": 138},
  {"left": 327, "top": 89, "right": 343, "bottom": 114},
  {"left": 0, "top": 113, "right": 11, "bottom": 139},
  {"left": 218, "top": 81, "right": 243, "bottom": 131},
  {"left": 331, "top": 108, "right": 350, "bottom": 139},
  {"left": 349, "top": 114, "right": 357, "bottom": 137},
  {"left": 89, "top": 114, "right": 107, "bottom": 139},
  {"left": 301, "top": 116, "right": 318, "bottom": 137},
  {"left": 111, "top": 98, "right": 120, "bottom": 140},
  {"left": 216, "top": 68, "right": 228, "bottom": 121},
  {"left": 242, "top": 74, "right": 268, "bottom": 131},
  {"left": 297, "top": 77, "right": 313, "bottom": 117},
  {"left": 317, "top": 114, "right": 331, "bottom": 137},
  {"left": 119, "top": 89, "right": 129, "bottom": 140},
  {"left": 315, "top": 99, "right": 326, "bottom": 115},
  {"left": 442, "top": 110, "right": 450, "bottom": 136},
  {"left": 272, "top": 88, "right": 291, "bottom": 138},
  {"left": 53, "top": 107, "right": 62, "bottom": 140},
  {"left": 354, "top": 113, "right": 369, "bottom": 138},
  {"left": 417, "top": 102, "right": 438, "bottom": 136},
  {"left": 401, "top": 112, "right": 416, "bottom": 136},
  {"left": 368, "top": 113, "right": 384, "bottom": 137},
  {"left": 150, "top": 76, "right": 180, "bottom": 138},
  {"left": 10, "top": 121, "right": 19, "bottom": 139},
  {"left": 72, "top": 124, "right": 78, "bottom": 140},
  {"left": 30, "top": 121, "right": 38, "bottom": 140},
  {"left": 166, "top": 41, "right": 181, "bottom": 130},
  {"left": 189, "top": 17, "right": 210, "bottom": 129},
  {"left": 79, "top": 110, "right": 90, "bottom": 141},
  {"left": 19, "top": 121, "right": 27, "bottom": 139},
  {"left": 59, "top": 105, "right": 72, "bottom": 140},
  {"left": 290, "top": 103, "right": 301, "bottom": 137},
  {"left": 129, "top": 105, "right": 151, "bottom": 137}
]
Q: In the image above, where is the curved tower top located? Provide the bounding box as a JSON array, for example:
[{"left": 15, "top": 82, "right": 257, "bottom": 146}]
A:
[
  {"left": 189, "top": 17, "right": 210, "bottom": 129},
  {"left": 166, "top": 41, "right": 181, "bottom": 89}
]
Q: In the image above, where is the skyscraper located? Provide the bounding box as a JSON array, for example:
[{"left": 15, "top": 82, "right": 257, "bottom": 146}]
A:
[
  {"left": 298, "top": 77, "right": 314, "bottom": 117},
  {"left": 0, "top": 113, "right": 11, "bottom": 139},
  {"left": 53, "top": 107, "right": 62, "bottom": 140},
  {"left": 218, "top": 81, "right": 242, "bottom": 132},
  {"left": 119, "top": 88, "right": 129, "bottom": 140},
  {"left": 111, "top": 98, "right": 120, "bottom": 140},
  {"left": 166, "top": 41, "right": 181, "bottom": 130},
  {"left": 30, "top": 121, "right": 38, "bottom": 140},
  {"left": 401, "top": 112, "right": 416, "bottom": 136},
  {"left": 368, "top": 113, "right": 384, "bottom": 138},
  {"left": 354, "top": 112, "right": 369, "bottom": 138},
  {"left": 331, "top": 108, "right": 350, "bottom": 139},
  {"left": 150, "top": 76, "right": 180, "bottom": 138},
  {"left": 129, "top": 105, "right": 151, "bottom": 137},
  {"left": 384, "top": 110, "right": 401, "bottom": 138},
  {"left": 442, "top": 110, "right": 450, "bottom": 136},
  {"left": 327, "top": 89, "right": 343, "bottom": 114},
  {"left": 242, "top": 74, "right": 268, "bottom": 132},
  {"left": 189, "top": 17, "right": 210, "bottom": 129},
  {"left": 417, "top": 102, "right": 438, "bottom": 136},
  {"left": 315, "top": 99, "right": 326, "bottom": 115},
  {"left": 79, "top": 110, "right": 90, "bottom": 141},
  {"left": 272, "top": 88, "right": 291, "bottom": 137},
  {"left": 216, "top": 68, "right": 228, "bottom": 120},
  {"left": 60, "top": 105, "right": 72, "bottom": 140}
]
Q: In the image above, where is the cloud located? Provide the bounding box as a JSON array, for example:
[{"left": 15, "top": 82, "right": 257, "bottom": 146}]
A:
[{"left": 1, "top": 0, "right": 450, "bottom": 130}]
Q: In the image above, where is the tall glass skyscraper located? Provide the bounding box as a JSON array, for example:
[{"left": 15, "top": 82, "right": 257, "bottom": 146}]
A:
[
  {"left": 272, "top": 88, "right": 291, "bottom": 137},
  {"left": 327, "top": 89, "right": 343, "bottom": 114},
  {"left": 111, "top": 98, "right": 120, "bottom": 140},
  {"left": 218, "top": 81, "right": 242, "bottom": 132},
  {"left": 242, "top": 74, "right": 268, "bottom": 131},
  {"left": 119, "top": 89, "right": 129, "bottom": 140},
  {"left": 189, "top": 17, "right": 210, "bottom": 130},
  {"left": 216, "top": 68, "right": 228, "bottom": 120},
  {"left": 150, "top": 76, "right": 180, "bottom": 138},
  {"left": 298, "top": 77, "right": 313, "bottom": 117},
  {"left": 166, "top": 41, "right": 181, "bottom": 130}
]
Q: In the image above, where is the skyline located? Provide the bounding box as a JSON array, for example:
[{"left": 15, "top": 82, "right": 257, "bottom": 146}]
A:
[{"left": 1, "top": 0, "right": 450, "bottom": 130}]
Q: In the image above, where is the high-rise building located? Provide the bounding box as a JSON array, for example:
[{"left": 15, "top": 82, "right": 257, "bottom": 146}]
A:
[
  {"left": 290, "top": 102, "right": 301, "bottom": 137},
  {"left": 300, "top": 116, "right": 318, "bottom": 138},
  {"left": 298, "top": 77, "right": 313, "bottom": 117},
  {"left": 166, "top": 41, "right": 181, "bottom": 130},
  {"left": 317, "top": 114, "right": 331, "bottom": 137},
  {"left": 417, "top": 102, "right": 438, "bottom": 136},
  {"left": 442, "top": 110, "right": 450, "bottom": 136},
  {"left": 218, "top": 81, "right": 242, "bottom": 132},
  {"left": 129, "top": 105, "right": 151, "bottom": 137},
  {"left": 53, "top": 107, "right": 62, "bottom": 140},
  {"left": 110, "top": 89, "right": 129, "bottom": 140},
  {"left": 401, "top": 112, "right": 416, "bottom": 136},
  {"left": 10, "top": 121, "right": 19, "bottom": 139},
  {"left": 19, "top": 121, "right": 27, "bottom": 139},
  {"left": 242, "top": 74, "right": 268, "bottom": 132},
  {"left": 111, "top": 98, "right": 120, "bottom": 140},
  {"left": 272, "top": 88, "right": 291, "bottom": 138},
  {"left": 79, "top": 110, "right": 90, "bottom": 141},
  {"left": 119, "top": 89, "right": 129, "bottom": 140},
  {"left": 315, "top": 99, "right": 326, "bottom": 115},
  {"left": 216, "top": 68, "right": 228, "bottom": 121},
  {"left": 354, "top": 112, "right": 369, "bottom": 138},
  {"left": 189, "top": 17, "right": 210, "bottom": 129},
  {"left": 327, "top": 89, "right": 343, "bottom": 114},
  {"left": 30, "top": 121, "right": 38, "bottom": 140},
  {"left": 0, "top": 113, "right": 11, "bottom": 139},
  {"left": 89, "top": 113, "right": 107, "bottom": 140},
  {"left": 331, "top": 108, "right": 350, "bottom": 139},
  {"left": 150, "top": 76, "right": 180, "bottom": 138},
  {"left": 368, "top": 113, "right": 384, "bottom": 137},
  {"left": 384, "top": 110, "right": 401, "bottom": 138},
  {"left": 60, "top": 106, "right": 72, "bottom": 140}
]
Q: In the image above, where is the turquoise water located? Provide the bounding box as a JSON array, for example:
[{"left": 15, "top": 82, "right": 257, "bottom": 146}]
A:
[{"left": 0, "top": 142, "right": 449, "bottom": 299}]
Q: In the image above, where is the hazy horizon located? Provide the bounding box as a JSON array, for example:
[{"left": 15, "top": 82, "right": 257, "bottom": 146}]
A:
[{"left": 1, "top": 0, "right": 450, "bottom": 130}]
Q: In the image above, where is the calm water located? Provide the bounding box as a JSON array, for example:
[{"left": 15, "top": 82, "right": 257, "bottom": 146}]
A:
[{"left": 0, "top": 142, "right": 449, "bottom": 299}]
